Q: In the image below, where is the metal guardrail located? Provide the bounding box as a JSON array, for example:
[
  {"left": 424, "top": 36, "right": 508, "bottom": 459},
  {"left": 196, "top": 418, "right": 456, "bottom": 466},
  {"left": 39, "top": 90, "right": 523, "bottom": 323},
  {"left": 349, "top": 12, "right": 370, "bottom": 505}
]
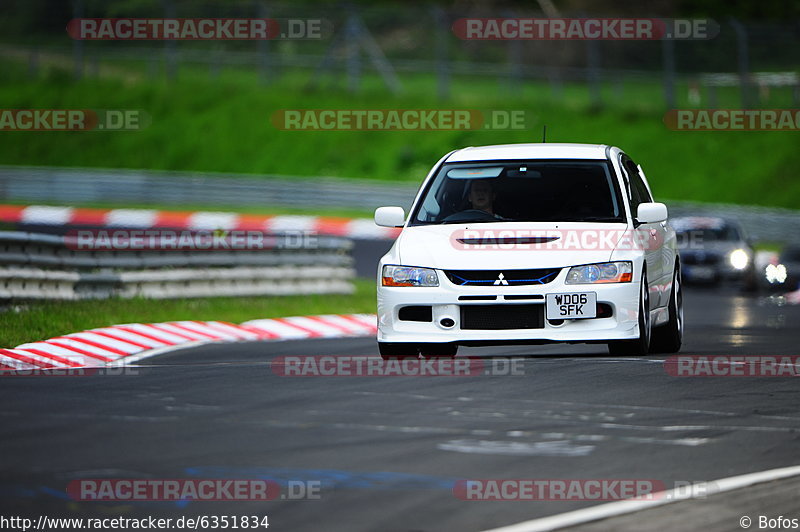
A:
[
  {"left": 0, "top": 231, "right": 355, "bottom": 300},
  {"left": 2, "top": 165, "right": 800, "bottom": 245},
  {"left": 0, "top": 166, "right": 418, "bottom": 212}
]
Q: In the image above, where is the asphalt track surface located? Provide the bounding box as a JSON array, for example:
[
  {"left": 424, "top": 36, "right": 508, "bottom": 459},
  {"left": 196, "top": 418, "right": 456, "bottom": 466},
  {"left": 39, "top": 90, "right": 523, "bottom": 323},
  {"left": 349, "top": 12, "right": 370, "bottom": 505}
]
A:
[{"left": 2, "top": 284, "right": 799, "bottom": 532}]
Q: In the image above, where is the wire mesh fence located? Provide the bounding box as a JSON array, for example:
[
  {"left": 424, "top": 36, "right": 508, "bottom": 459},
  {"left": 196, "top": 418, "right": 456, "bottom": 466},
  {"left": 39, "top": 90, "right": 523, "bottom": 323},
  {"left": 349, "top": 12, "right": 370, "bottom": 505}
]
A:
[{"left": 2, "top": 1, "right": 798, "bottom": 109}]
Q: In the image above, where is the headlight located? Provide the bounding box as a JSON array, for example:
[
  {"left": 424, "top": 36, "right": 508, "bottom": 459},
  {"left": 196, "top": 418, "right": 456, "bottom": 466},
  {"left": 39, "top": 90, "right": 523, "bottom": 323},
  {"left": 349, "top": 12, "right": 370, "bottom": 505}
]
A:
[
  {"left": 729, "top": 249, "right": 750, "bottom": 270},
  {"left": 382, "top": 265, "right": 439, "bottom": 287},
  {"left": 566, "top": 261, "right": 632, "bottom": 284},
  {"left": 765, "top": 263, "right": 787, "bottom": 284}
]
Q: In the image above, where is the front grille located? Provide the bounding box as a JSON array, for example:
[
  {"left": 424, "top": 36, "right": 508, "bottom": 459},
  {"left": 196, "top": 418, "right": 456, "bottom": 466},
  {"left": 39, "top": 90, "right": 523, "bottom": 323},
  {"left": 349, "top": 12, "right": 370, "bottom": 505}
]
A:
[
  {"left": 680, "top": 252, "right": 721, "bottom": 266},
  {"left": 460, "top": 304, "right": 544, "bottom": 330},
  {"left": 444, "top": 268, "right": 560, "bottom": 287}
]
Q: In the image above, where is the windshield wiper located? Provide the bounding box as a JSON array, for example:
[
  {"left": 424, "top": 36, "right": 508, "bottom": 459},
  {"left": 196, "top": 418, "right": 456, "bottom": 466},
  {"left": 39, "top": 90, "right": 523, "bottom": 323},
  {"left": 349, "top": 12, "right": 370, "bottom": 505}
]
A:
[
  {"left": 563, "top": 216, "right": 624, "bottom": 222},
  {"left": 438, "top": 218, "right": 506, "bottom": 225}
]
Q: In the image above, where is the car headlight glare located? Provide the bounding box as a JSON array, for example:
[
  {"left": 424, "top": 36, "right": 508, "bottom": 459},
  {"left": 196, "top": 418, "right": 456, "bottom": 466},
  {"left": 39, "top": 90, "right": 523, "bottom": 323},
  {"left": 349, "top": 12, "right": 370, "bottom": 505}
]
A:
[
  {"left": 566, "top": 261, "right": 632, "bottom": 284},
  {"left": 729, "top": 249, "right": 750, "bottom": 270},
  {"left": 382, "top": 265, "right": 439, "bottom": 287},
  {"left": 765, "top": 263, "right": 787, "bottom": 284}
]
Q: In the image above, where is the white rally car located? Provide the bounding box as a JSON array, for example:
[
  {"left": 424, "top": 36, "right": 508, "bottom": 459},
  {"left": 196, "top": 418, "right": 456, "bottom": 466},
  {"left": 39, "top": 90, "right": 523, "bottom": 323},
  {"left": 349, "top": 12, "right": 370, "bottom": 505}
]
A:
[{"left": 374, "top": 143, "right": 682, "bottom": 358}]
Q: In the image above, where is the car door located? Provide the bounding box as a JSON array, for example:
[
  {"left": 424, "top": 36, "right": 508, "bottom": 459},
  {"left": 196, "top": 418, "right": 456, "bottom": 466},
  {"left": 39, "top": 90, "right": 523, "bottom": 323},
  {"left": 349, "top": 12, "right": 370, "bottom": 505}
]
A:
[{"left": 620, "top": 154, "right": 666, "bottom": 307}]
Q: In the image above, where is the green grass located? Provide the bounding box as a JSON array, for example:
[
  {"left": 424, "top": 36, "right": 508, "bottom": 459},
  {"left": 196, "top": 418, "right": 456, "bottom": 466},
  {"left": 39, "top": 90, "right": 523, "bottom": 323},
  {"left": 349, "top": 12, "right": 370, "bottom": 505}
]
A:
[
  {"left": 1, "top": 53, "right": 799, "bottom": 209},
  {"left": 0, "top": 279, "right": 377, "bottom": 348}
]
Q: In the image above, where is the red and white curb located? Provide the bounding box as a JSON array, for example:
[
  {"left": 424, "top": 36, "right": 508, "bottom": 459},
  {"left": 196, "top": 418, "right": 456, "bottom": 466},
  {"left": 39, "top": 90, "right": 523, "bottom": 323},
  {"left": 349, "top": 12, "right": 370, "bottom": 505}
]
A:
[
  {"left": 0, "top": 314, "right": 377, "bottom": 372},
  {"left": 0, "top": 204, "right": 399, "bottom": 240}
]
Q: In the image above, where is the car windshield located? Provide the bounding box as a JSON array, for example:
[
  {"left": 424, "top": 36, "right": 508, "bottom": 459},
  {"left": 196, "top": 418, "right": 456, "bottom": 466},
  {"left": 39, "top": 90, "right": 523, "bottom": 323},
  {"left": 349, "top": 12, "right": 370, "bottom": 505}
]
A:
[
  {"left": 677, "top": 227, "right": 741, "bottom": 242},
  {"left": 782, "top": 247, "right": 800, "bottom": 261},
  {"left": 409, "top": 160, "right": 624, "bottom": 225}
]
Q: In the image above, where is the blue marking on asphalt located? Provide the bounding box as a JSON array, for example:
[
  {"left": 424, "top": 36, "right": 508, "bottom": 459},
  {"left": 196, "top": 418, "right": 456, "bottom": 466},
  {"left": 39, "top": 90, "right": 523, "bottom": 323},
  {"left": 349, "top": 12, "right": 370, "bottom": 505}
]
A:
[
  {"left": 0, "top": 466, "right": 457, "bottom": 510},
  {"left": 184, "top": 467, "right": 458, "bottom": 490},
  {"left": 38, "top": 486, "right": 71, "bottom": 500}
]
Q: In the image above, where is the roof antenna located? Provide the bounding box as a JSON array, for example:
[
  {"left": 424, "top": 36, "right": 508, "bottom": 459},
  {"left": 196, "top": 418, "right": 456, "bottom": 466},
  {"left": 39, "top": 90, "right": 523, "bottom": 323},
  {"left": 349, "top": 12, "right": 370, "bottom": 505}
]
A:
[{"left": 542, "top": 125, "right": 547, "bottom": 143}]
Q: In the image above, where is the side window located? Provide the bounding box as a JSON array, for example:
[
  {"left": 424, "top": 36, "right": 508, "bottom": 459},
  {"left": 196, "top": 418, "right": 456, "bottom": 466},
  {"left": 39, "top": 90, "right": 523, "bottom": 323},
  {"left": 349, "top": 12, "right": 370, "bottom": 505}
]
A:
[
  {"left": 635, "top": 163, "right": 655, "bottom": 202},
  {"left": 626, "top": 158, "right": 652, "bottom": 204},
  {"left": 620, "top": 155, "right": 642, "bottom": 214}
]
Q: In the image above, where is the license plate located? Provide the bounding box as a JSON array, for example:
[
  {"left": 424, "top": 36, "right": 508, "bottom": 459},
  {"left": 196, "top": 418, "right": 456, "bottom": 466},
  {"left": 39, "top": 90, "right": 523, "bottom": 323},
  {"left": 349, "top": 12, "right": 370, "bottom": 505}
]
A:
[
  {"left": 686, "top": 266, "right": 715, "bottom": 280},
  {"left": 546, "top": 292, "right": 597, "bottom": 319}
]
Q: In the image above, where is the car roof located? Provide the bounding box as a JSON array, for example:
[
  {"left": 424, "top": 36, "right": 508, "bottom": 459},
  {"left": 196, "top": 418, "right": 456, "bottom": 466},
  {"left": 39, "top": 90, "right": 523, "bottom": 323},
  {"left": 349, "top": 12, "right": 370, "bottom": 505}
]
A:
[
  {"left": 446, "top": 143, "right": 611, "bottom": 162},
  {"left": 670, "top": 216, "right": 732, "bottom": 231}
]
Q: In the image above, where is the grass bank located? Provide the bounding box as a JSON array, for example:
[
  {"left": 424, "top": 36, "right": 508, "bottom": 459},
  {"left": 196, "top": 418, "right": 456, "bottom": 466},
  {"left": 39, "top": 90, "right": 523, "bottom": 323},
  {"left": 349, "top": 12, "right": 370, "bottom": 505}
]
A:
[
  {"left": 1, "top": 54, "right": 799, "bottom": 208},
  {"left": 0, "top": 279, "right": 376, "bottom": 347}
]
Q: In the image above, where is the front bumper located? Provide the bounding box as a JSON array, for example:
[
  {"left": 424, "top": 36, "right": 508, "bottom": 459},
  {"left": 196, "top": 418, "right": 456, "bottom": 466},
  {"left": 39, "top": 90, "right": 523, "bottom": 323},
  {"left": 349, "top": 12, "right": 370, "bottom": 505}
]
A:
[{"left": 377, "top": 267, "right": 641, "bottom": 345}]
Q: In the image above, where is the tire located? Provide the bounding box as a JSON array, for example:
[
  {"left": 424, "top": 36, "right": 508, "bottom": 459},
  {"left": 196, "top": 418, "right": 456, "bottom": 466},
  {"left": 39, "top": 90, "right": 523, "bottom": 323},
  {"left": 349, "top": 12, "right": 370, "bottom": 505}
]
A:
[
  {"left": 650, "top": 266, "right": 683, "bottom": 353},
  {"left": 378, "top": 342, "right": 419, "bottom": 359},
  {"left": 608, "top": 271, "right": 651, "bottom": 356},
  {"left": 419, "top": 343, "right": 458, "bottom": 358}
]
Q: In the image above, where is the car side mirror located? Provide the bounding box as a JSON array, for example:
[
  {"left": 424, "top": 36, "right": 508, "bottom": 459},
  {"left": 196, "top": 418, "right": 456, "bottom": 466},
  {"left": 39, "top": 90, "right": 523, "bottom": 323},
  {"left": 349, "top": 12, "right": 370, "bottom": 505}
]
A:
[
  {"left": 636, "top": 202, "right": 668, "bottom": 224},
  {"left": 375, "top": 206, "right": 406, "bottom": 228}
]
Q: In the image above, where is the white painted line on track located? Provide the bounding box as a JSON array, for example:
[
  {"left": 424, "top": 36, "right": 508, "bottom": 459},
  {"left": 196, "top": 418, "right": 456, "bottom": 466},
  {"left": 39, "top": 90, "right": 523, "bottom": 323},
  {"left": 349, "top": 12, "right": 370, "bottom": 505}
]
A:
[
  {"left": 106, "top": 341, "right": 208, "bottom": 367},
  {"left": 481, "top": 464, "right": 800, "bottom": 532}
]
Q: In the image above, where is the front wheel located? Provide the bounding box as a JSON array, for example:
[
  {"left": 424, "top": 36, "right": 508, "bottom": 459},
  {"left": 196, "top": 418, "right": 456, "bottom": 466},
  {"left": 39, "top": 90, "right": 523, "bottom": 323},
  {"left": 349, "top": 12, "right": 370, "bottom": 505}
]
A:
[
  {"left": 650, "top": 266, "right": 683, "bottom": 353},
  {"left": 608, "top": 272, "right": 651, "bottom": 356}
]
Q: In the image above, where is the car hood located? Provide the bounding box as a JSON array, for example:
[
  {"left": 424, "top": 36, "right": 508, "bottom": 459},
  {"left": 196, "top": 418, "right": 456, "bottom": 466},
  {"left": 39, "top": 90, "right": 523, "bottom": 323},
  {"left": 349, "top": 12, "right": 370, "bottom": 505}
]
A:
[
  {"left": 394, "top": 222, "right": 630, "bottom": 270},
  {"left": 679, "top": 241, "right": 744, "bottom": 256}
]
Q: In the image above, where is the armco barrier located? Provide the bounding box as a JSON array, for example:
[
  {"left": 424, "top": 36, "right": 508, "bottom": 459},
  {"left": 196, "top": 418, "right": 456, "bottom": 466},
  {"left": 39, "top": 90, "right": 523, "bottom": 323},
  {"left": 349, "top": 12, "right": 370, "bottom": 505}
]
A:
[
  {"left": 0, "top": 165, "right": 418, "bottom": 212},
  {"left": 0, "top": 231, "right": 355, "bottom": 300},
  {"left": 2, "top": 166, "right": 799, "bottom": 244},
  {"left": 0, "top": 203, "right": 400, "bottom": 240}
]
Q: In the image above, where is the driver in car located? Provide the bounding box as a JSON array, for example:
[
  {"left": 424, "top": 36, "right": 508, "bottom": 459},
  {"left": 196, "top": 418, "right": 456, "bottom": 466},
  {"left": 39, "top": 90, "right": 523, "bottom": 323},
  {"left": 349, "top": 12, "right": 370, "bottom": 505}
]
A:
[{"left": 468, "top": 179, "right": 496, "bottom": 215}]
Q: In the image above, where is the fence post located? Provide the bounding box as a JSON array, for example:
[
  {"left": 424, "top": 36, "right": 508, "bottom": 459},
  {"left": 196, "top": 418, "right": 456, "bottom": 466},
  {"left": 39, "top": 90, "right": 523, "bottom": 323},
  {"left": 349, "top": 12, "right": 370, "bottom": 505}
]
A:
[
  {"left": 345, "top": 10, "right": 362, "bottom": 93},
  {"left": 163, "top": 0, "right": 178, "bottom": 81},
  {"left": 209, "top": 47, "right": 221, "bottom": 80},
  {"left": 257, "top": 2, "right": 272, "bottom": 85},
  {"left": 729, "top": 17, "right": 752, "bottom": 108},
  {"left": 662, "top": 38, "right": 676, "bottom": 108},
  {"left": 28, "top": 46, "right": 39, "bottom": 79},
  {"left": 89, "top": 52, "right": 99, "bottom": 78},
  {"left": 586, "top": 39, "right": 602, "bottom": 108},
  {"left": 501, "top": 9, "right": 523, "bottom": 91},
  {"left": 72, "top": 0, "right": 84, "bottom": 80},
  {"left": 433, "top": 6, "right": 450, "bottom": 101}
]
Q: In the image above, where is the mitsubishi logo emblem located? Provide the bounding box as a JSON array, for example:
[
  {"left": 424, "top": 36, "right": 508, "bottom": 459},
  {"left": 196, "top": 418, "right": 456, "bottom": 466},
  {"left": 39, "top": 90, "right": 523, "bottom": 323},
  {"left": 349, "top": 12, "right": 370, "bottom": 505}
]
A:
[{"left": 493, "top": 273, "right": 509, "bottom": 286}]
